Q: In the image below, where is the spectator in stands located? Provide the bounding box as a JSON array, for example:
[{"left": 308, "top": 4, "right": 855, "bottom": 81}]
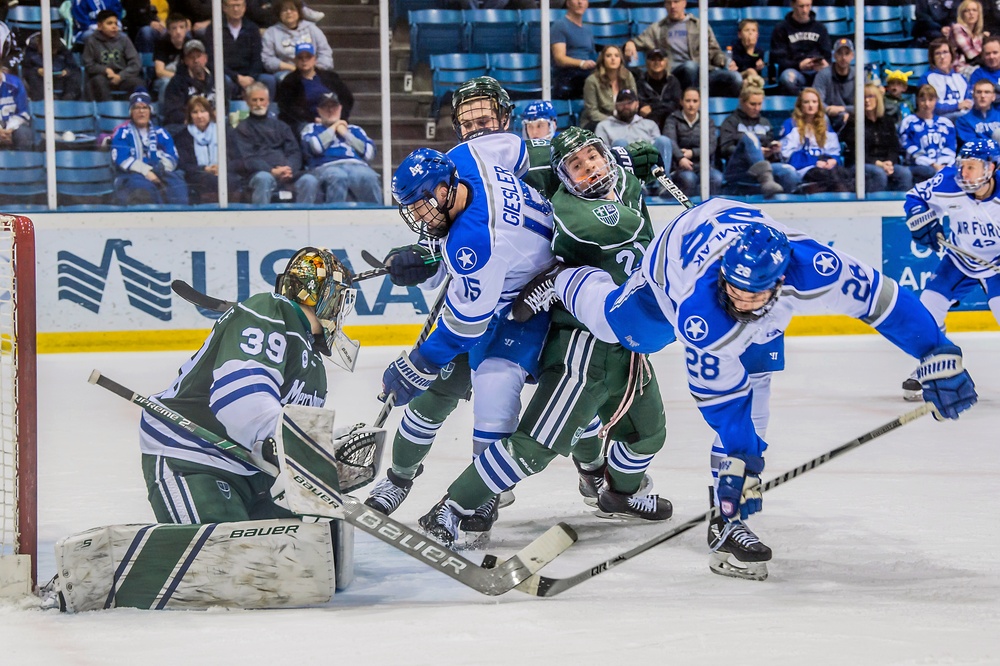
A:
[
  {"left": 23, "top": 31, "right": 82, "bottom": 101},
  {"left": 632, "top": 49, "right": 681, "bottom": 130},
  {"left": 248, "top": 0, "right": 323, "bottom": 27},
  {"left": 955, "top": 77, "right": 1000, "bottom": 145},
  {"left": 900, "top": 84, "right": 958, "bottom": 184},
  {"left": 919, "top": 38, "right": 972, "bottom": 120},
  {"left": 0, "top": 63, "right": 31, "bottom": 149},
  {"left": 72, "top": 0, "right": 124, "bottom": 45},
  {"left": 730, "top": 19, "right": 766, "bottom": 82},
  {"left": 770, "top": 0, "right": 831, "bottom": 96},
  {"left": 262, "top": 0, "right": 334, "bottom": 82},
  {"left": 204, "top": 0, "right": 276, "bottom": 99},
  {"left": 664, "top": 87, "right": 721, "bottom": 197},
  {"left": 950, "top": 0, "right": 987, "bottom": 74},
  {"left": 234, "top": 82, "right": 318, "bottom": 204},
  {"left": 581, "top": 45, "right": 636, "bottom": 130},
  {"left": 173, "top": 96, "right": 245, "bottom": 203},
  {"left": 83, "top": 10, "right": 145, "bottom": 102},
  {"left": 153, "top": 15, "right": 191, "bottom": 100},
  {"left": 300, "top": 91, "right": 380, "bottom": 203},
  {"left": 966, "top": 35, "right": 1000, "bottom": 101},
  {"left": 551, "top": 0, "right": 595, "bottom": 100},
  {"left": 110, "top": 89, "right": 189, "bottom": 205},
  {"left": 780, "top": 87, "right": 851, "bottom": 192},
  {"left": 123, "top": 0, "right": 167, "bottom": 53},
  {"left": 718, "top": 86, "right": 800, "bottom": 197},
  {"left": 595, "top": 88, "right": 672, "bottom": 171},
  {"left": 842, "top": 84, "right": 913, "bottom": 193},
  {"left": 812, "top": 37, "right": 855, "bottom": 131},
  {"left": 915, "top": 0, "right": 956, "bottom": 43},
  {"left": 162, "top": 39, "right": 225, "bottom": 128},
  {"left": 883, "top": 69, "right": 915, "bottom": 127},
  {"left": 623, "top": 0, "right": 740, "bottom": 97},
  {"left": 276, "top": 42, "right": 353, "bottom": 135}
]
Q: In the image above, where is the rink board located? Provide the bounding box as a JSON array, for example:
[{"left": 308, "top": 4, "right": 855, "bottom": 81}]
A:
[{"left": 19, "top": 202, "right": 999, "bottom": 353}]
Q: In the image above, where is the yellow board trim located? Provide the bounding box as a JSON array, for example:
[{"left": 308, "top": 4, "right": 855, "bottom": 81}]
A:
[{"left": 36, "top": 313, "right": 998, "bottom": 354}]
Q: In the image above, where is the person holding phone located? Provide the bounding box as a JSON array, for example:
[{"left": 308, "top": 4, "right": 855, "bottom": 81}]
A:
[{"left": 770, "top": 0, "right": 832, "bottom": 96}]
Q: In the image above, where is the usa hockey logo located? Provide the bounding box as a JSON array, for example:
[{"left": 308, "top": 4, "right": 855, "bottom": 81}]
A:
[
  {"left": 683, "top": 315, "right": 709, "bottom": 342},
  {"left": 812, "top": 251, "right": 840, "bottom": 277},
  {"left": 57, "top": 239, "right": 172, "bottom": 321},
  {"left": 594, "top": 203, "right": 620, "bottom": 227}
]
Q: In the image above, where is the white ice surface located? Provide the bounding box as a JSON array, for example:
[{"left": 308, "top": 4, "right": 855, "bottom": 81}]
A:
[{"left": 1, "top": 333, "right": 998, "bottom": 665}]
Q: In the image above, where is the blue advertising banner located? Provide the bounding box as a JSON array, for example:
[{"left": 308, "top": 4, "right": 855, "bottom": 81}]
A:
[{"left": 881, "top": 215, "right": 988, "bottom": 311}]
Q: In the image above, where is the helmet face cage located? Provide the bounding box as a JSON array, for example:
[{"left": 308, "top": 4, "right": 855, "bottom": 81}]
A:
[
  {"left": 955, "top": 139, "right": 1000, "bottom": 193},
  {"left": 451, "top": 77, "right": 513, "bottom": 141},
  {"left": 392, "top": 149, "right": 459, "bottom": 238},
  {"left": 521, "top": 101, "right": 558, "bottom": 140},
  {"left": 717, "top": 223, "right": 791, "bottom": 323},
  {"left": 552, "top": 130, "right": 619, "bottom": 198}
]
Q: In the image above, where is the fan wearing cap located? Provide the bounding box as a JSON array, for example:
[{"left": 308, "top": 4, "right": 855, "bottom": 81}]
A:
[
  {"left": 82, "top": 8, "right": 144, "bottom": 101},
  {"left": 632, "top": 49, "right": 682, "bottom": 130},
  {"left": 812, "top": 37, "right": 856, "bottom": 129},
  {"left": 595, "top": 88, "right": 673, "bottom": 173},
  {"left": 162, "top": 39, "right": 226, "bottom": 128},
  {"left": 276, "top": 41, "right": 354, "bottom": 135},
  {"left": 300, "top": 91, "right": 380, "bottom": 203},
  {"left": 110, "top": 89, "right": 190, "bottom": 205}
]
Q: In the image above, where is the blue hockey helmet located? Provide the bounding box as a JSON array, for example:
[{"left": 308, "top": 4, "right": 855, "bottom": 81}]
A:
[
  {"left": 718, "top": 222, "right": 791, "bottom": 322},
  {"left": 955, "top": 138, "right": 1000, "bottom": 193},
  {"left": 391, "top": 148, "right": 459, "bottom": 238},
  {"left": 521, "top": 100, "right": 558, "bottom": 140}
]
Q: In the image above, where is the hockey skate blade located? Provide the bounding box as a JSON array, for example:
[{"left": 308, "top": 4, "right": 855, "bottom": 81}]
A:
[{"left": 709, "top": 551, "right": 769, "bottom": 581}]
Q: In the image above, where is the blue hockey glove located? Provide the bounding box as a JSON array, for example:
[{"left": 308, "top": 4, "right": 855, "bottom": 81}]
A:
[
  {"left": 906, "top": 208, "right": 944, "bottom": 251},
  {"left": 917, "top": 345, "right": 978, "bottom": 420},
  {"left": 717, "top": 454, "right": 765, "bottom": 521},
  {"left": 379, "top": 348, "right": 439, "bottom": 406},
  {"left": 384, "top": 245, "right": 439, "bottom": 287}
]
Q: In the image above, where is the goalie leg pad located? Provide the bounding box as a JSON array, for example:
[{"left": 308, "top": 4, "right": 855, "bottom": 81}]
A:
[{"left": 54, "top": 519, "right": 334, "bottom": 611}]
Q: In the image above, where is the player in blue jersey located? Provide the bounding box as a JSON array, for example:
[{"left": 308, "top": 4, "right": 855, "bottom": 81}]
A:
[
  {"left": 379, "top": 145, "right": 557, "bottom": 547},
  {"left": 902, "top": 138, "right": 1000, "bottom": 399},
  {"left": 513, "top": 199, "right": 978, "bottom": 580}
]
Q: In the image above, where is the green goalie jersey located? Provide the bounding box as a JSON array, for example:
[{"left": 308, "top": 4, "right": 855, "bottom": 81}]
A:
[
  {"left": 550, "top": 165, "right": 655, "bottom": 331},
  {"left": 139, "top": 292, "right": 329, "bottom": 475}
]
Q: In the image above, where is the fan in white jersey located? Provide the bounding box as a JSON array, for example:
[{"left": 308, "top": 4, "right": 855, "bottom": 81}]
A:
[
  {"left": 514, "top": 199, "right": 978, "bottom": 579},
  {"left": 903, "top": 137, "right": 1000, "bottom": 399}
]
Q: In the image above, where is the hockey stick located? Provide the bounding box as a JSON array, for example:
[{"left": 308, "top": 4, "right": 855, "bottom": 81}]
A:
[
  {"left": 511, "top": 403, "right": 935, "bottom": 597},
  {"left": 89, "top": 370, "right": 577, "bottom": 596},
  {"left": 651, "top": 166, "right": 695, "bottom": 210},
  {"left": 936, "top": 234, "right": 1000, "bottom": 276}
]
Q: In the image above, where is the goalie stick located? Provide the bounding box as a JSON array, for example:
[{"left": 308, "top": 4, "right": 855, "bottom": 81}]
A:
[
  {"left": 88, "top": 371, "right": 577, "bottom": 596},
  {"left": 508, "top": 403, "right": 935, "bottom": 597}
]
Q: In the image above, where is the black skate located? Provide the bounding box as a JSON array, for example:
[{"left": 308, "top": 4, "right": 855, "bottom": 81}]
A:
[
  {"left": 574, "top": 459, "right": 653, "bottom": 507},
  {"left": 511, "top": 264, "right": 565, "bottom": 322},
  {"left": 417, "top": 495, "right": 464, "bottom": 548},
  {"left": 459, "top": 494, "right": 500, "bottom": 549},
  {"left": 363, "top": 465, "right": 423, "bottom": 515},
  {"left": 902, "top": 376, "right": 923, "bottom": 402},
  {"left": 595, "top": 487, "right": 672, "bottom": 521},
  {"left": 707, "top": 517, "right": 772, "bottom": 581}
]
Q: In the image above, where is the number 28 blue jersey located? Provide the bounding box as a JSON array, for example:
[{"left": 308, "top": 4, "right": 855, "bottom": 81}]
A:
[{"left": 559, "top": 198, "right": 950, "bottom": 458}]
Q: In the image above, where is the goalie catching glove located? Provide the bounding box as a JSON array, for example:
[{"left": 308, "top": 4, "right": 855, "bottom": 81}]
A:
[
  {"left": 717, "top": 454, "right": 764, "bottom": 521},
  {"left": 906, "top": 207, "right": 944, "bottom": 251},
  {"left": 916, "top": 344, "right": 978, "bottom": 420},
  {"left": 380, "top": 348, "right": 439, "bottom": 406}
]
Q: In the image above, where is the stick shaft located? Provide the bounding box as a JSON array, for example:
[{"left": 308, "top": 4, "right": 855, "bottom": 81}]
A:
[
  {"left": 651, "top": 166, "right": 695, "bottom": 210},
  {"left": 937, "top": 235, "right": 1000, "bottom": 275}
]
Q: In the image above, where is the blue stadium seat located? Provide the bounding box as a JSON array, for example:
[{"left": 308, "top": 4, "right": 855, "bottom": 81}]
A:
[
  {"left": 617, "top": 0, "right": 664, "bottom": 7},
  {"left": 813, "top": 6, "right": 852, "bottom": 38},
  {"left": 707, "top": 8, "right": 742, "bottom": 52},
  {"left": 519, "top": 9, "right": 567, "bottom": 54},
  {"left": 392, "top": 0, "right": 437, "bottom": 27},
  {"left": 55, "top": 151, "right": 115, "bottom": 203},
  {"left": 882, "top": 48, "right": 930, "bottom": 80},
  {"left": 95, "top": 100, "right": 131, "bottom": 134},
  {"left": 463, "top": 10, "right": 522, "bottom": 54},
  {"left": 584, "top": 8, "right": 631, "bottom": 49},
  {"left": 629, "top": 7, "right": 666, "bottom": 39},
  {"left": 742, "top": 6, "right": 786, "bottom": 49},
  {"left": 7, "top": 6, "right": 66, "bottom": 38},
  {"left": 864, "top": 6, "right": 909, "bottom": 47},
  {"left": 429, "top": 53, "right": 489, "bottom": 118},
  {"left": 29, "top": 100, "right": 97, "bottom": 145},
  {"left": 569, "top": 97, "right": 586, "bottom": 125},
  {"left": 489, "top": 52, "right": 542, "bottom": 98},
  {"left": 0, "top": 152, "right": 47, "bottom": 200},
  {"left": 708, "top": 97, "right": 739, "bottom": 127},
  {"left": 408, "top": 9, "right": 464, "bottom": 69},
  {"left": 760, "top": 95, "right": 797, "bottom": 129}
]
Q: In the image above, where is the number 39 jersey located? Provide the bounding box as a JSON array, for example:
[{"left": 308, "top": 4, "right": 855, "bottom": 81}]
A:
[
  {"left": 562, "top": 198, "right": 949, "bottom": 458},
  {"left": 418, "top": 134, "right": 557, "bottom": 367},
  {"left": 139, "top": 292, "right": 328, "bottom": 476}
]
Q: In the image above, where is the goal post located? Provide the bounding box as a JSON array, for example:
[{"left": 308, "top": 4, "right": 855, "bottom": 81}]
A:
[{"left": 0, "top": 214, "right": 36, "bottom": 597}]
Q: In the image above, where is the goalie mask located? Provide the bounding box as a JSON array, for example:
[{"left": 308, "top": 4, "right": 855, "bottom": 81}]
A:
[
  {"left": 392, "top": 148, "right": 460, "bottom": 238},
  {"left": 955, "top": 138, "right": 1000, "bottom": 194},
  {"left": 551, "top": 126, "right": 619, "bottom": 199},
  {"left": 718, "top": 222, "right": 791, "bottom": 324},
  {"left": 452, "top": 76, "right": 514, "bottom": 141},
  {"left": 275, "top": 247, "right": 359, "bottom": 371}
]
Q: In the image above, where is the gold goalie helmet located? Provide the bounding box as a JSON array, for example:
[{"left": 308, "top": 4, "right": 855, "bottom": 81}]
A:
[{"left": 276, "top": 247, "right": 359, "bottom": 371}]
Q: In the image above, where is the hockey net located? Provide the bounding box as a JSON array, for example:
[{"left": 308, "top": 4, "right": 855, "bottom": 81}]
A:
[{"left": 0, "top": 215, "right": 36, "bottom": 597}]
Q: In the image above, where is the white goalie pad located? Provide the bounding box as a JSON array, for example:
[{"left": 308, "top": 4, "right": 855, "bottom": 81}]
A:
[
  {"left": 53, "top": 519, "right": 335, "bottom": 612},
  {"left": 0, "top": 555, "right": 33, "bottom": 599},
  {"left": 270, "top": 404, "right": 386, "bottom": 519}
]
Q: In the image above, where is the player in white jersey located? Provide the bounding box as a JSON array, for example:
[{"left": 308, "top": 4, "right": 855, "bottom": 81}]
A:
[
  {"left": 380, "top": 146, "right": 556, "bottom": 547},
  {"left": 514, "top": 198, "right": 978, "bottom": 579},
  {"left": 902, "top": 138, "right": 1000, "bottom": 399}
]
